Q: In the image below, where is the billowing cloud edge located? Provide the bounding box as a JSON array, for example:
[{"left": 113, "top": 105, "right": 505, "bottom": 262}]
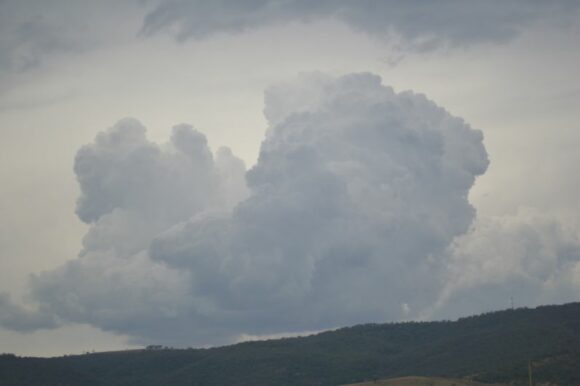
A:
[{"left": 2, "top": 72, "right": 579, "bottom": 347}]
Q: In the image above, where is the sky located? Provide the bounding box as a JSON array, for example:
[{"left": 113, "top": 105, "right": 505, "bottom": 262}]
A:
[{"left": 1, "top": 0, "right": 580, "bottom": 357}]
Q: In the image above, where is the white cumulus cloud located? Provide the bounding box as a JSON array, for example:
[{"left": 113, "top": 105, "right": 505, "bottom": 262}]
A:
[
  {"left": 5, "top": 72, "right": 579, "bottom": 348},
  {"left": 2, "top": 73, "right": 493, "bottom": 345}
]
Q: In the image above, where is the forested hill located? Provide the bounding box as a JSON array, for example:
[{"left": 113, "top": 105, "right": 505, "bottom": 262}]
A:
[{"left": 1, "top": 302, "right": 580, "bottom": 386}]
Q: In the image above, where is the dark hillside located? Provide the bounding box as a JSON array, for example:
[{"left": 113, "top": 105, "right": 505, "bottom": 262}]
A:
[{"left": 1, "top": 302, "right": 579, "bottom": 386}]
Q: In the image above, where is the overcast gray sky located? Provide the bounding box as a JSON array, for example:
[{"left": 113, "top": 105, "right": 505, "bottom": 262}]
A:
[{"left": 1, "top": 0, "right": 580, "bottom": 356}]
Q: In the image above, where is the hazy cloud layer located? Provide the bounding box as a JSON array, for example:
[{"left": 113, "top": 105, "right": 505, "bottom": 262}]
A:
[
  {"left": 142, "top": 0, "right": 580, "bottom": 50},
  {"left": 432, "top": 209, "right": 580, "bottom": 319},
  {"left": 0, "top": 293, "right": 56, "bottom": 332},
  {"left": 2, "top": 1, "right": 577, "bottom": 77},
  {"left": 0, "top": 1, "right": 107, "bottom": 73}
]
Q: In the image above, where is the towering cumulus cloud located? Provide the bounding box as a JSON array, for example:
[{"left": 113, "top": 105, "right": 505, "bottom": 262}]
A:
[{"left": 1, "top": 73, "right": 490, "bottom": 345}]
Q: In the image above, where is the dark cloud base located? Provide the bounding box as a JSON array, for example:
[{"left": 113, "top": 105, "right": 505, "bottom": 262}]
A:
[{"left": 142, "top": 0, "right": 580, "bottom": 51}]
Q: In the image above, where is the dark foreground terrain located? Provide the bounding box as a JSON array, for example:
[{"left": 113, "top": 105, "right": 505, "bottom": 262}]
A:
[
  {"left": 344, "top": 376, "right": 504, "bottom": 386},
  {"left": 1, "top": 303, "right": 580, "bottom": 386}
]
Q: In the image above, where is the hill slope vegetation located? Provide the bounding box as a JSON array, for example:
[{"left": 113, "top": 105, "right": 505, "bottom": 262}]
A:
[
  {"left": 344, "top": 376, "right": 502, "bottom": 386},
  {"left": 1, "top": 303, "right": 580, "bottom": 386}
]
